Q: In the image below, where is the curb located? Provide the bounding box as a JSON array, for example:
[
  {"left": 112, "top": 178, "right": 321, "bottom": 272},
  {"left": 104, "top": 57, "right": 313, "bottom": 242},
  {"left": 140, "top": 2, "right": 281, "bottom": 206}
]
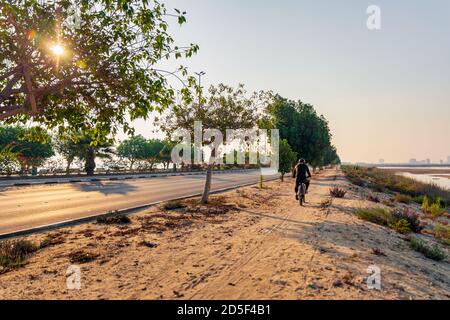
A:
[{"left": 0, "top": 174, "right": 280, "bottom": 240}]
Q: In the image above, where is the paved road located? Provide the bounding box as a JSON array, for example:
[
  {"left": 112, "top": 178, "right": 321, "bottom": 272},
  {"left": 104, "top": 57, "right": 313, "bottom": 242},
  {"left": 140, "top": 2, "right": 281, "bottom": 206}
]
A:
[{"left": 0, "top": 170, "right": 277, "bottom": 236}]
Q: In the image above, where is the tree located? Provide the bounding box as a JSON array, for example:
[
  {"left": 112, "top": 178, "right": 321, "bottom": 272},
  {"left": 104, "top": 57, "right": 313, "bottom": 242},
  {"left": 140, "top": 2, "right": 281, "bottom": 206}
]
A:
[
  {"left": 159, "top": 140, "right": 176, "bottom": 170},
  {"left": 279, "top": 139, "right": 297, "bottom": 182},
  {"left": 54, "top": 133, "right": 81, "bottom": 175},
  {"left": 74, "top": 136, "right": 115, "bottom": 176},
  {"left": 260, "top": 95, "right": 337, "bottom": 169},
  {"left": 0, "top": 0, "right": 198, "bottom": 143},
  {"left": 160, "top": 84, "right": 261, "bottom": 203},
  {"left": 0, "top": 144, "right": 19, "bottom": 175},
  {"left": 145, "top": 139, "right": 165, "bottom": 170},
  {"left": 117, "top": 135, "right": 150, "bottom": 170},
  {"left": 54, "top": 130, "right": 114, "bottom": 175},
  {"left": 0, "top": 125, "right": 54, "bottom": 174},
  {"left": 323, "top": 145, "right": 341, "bottom": 166}
]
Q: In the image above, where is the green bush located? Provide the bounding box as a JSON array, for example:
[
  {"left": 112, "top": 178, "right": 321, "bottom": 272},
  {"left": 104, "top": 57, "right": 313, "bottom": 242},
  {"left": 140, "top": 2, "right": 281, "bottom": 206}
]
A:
[
  {"left": 356, "top": 208, "right": 391, "bottom": 226},
  {"left": 388, "top": 219, "right": 411, "bottom": 234},
  {"left": 422, "top": 196, "right": 446, "bottom": 217},
  {"left": 0, "top": 239, "right": 38, "bottom": 273},
  {"left": 390, "top": 209, "right": 423, "bottom": 233},
  {"left": 356, "top": 208, "right": 422, "bottom": 234},
  {"left": 409, "top": 238, "right": 447, "bottom": 261}
]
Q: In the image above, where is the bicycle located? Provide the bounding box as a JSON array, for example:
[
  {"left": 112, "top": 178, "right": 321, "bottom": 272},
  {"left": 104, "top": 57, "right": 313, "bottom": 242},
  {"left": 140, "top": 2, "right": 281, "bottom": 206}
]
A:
[{"left": 298, "top": 181, "right": 307, "bottom": 206}]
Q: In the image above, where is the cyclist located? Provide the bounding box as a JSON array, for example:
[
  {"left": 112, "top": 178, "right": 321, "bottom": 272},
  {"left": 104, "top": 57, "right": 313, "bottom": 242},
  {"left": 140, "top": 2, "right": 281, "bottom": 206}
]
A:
[{"left": 293, "top": 158, "right": 311, "bottom": 200}]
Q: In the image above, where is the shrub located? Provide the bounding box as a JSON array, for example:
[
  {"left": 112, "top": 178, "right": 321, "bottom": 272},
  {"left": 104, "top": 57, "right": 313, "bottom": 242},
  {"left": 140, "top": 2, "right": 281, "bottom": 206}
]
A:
[
  {"left": 394, "top": 194, "right": 412, "bottom": 204},
  {"left": 356, "top": 208, "right": 391, "bottom": 226},
  {"left": 162, "top": 200, "right": 186, "bottom": 210},
  {"left": 422, "top": 197, "right": 446, "bottom": 217},
  {"left": 388, "top": 219, "right": 411, "bottom": 234},
  {"left": 409, "top": 238, "right": 447, "bottom": 261},
  {"left": 0, "top": 239, "right": 38, "bottom": 273},
  {"left": 390, "top": 209, "right": 423, "bottom": 233},
  {"left": 356, "top": 208, "right": 423, "bottom": 234},
  {"left": 330, "top": 187, "right": 346, "bottom": 198},
  {"left": 96, "top": 211, "right": 131, "bottom": 225},
  {"left": 433, "top": 223, "right": 450, "bottom": 243}
]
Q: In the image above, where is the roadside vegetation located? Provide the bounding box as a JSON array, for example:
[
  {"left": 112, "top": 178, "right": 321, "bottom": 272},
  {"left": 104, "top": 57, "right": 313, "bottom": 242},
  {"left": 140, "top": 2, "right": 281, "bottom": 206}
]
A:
[
  {"left": 342, "top": 166, "right": 450, "bottom": 207},
  {"left": 0, "top": 239, "right": 38, "bottom": 273},
  {"left": 356, "top": 208, "right": 423, "bottom": 234},
  {"left": 409, "top": 238, "right": 447, "bottom": 261}
]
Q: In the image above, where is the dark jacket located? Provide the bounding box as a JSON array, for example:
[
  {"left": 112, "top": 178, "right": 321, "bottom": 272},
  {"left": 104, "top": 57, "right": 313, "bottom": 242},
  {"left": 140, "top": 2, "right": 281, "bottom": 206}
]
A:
[{"left": 293, "top": 163, "right": 311, "bottom": 183}]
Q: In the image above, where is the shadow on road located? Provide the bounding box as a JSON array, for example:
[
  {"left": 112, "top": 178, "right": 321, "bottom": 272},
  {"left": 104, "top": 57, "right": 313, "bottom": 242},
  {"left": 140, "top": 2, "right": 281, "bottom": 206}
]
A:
[{"left": 73, "top": 181, "right": 139, "bottom": 195}]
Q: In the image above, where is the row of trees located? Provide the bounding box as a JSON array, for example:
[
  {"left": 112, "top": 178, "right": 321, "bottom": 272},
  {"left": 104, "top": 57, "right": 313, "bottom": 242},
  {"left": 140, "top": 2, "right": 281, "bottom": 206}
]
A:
[{"left": 0, "top": 126, "right": 175, "bottom": 176}]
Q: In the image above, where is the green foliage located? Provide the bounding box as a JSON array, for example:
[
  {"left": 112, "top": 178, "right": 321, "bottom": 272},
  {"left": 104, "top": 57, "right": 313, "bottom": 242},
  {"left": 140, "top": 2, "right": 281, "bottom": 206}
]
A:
[
  {"left": 409, "top": 238, "right": 447, "bottom": 261},
  {"left": 278, "top": 139, "right": 297, "bottom": 180},
  {"left": 0, "top": 125, "right": 54, "bottom": 171},
  {"left": 390, "top": 209, "right": 423, "bottom": 233},
  {"left": 117, "top": 135, "right": 154, "bottom": 169},
  {"left": 0, "top": 239, "right": 38, "bottom": 273},
  {"left": 422, "top": 196, "right": 446, "bottom": 217},
  {"left": 356, "top": 208, "right": 391, "bottom": 226},
  {"left": 1, "top": 0, "right": 198, "bottom": 142},
  {"left": 388, "top": 219, "right": 411, "bottom": 234},
  {"left": 260, "top": 95, "right": 339, "bottom": 167},
  {"left": 356, "top": 207, "right": 423, "bottom": 235},
  {"left": 0, "top": 144, "right": 19, "bottom": 175}
]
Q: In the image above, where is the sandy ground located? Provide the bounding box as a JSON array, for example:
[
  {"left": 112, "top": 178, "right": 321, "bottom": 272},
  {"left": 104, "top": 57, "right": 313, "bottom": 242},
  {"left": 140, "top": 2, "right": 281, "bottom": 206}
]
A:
[{"left": 0, "top": 169, "right": 449, "bottom": 300}]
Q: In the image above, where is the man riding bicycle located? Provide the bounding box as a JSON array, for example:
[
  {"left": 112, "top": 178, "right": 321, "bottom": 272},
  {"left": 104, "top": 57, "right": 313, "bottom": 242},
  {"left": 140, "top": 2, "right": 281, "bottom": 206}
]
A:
[{"left": 293, "top": 158, "right": 311, "bottom": 200}]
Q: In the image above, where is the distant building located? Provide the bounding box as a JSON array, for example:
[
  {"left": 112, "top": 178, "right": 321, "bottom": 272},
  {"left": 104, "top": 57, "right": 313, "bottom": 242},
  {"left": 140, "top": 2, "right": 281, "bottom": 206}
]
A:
[
  {"left": 379, "top": 159, "right": 385, "bottom": 164},
  {"left": 409, "top": 159, "right": 417, "bottom": 164},
  {"left": 426, "top": 159, "right": 431, "bottom": 164},
  {"left": 440, "top": 160, "right": 444, "bottom": 164},
  {"left": 448, "top": 156, "right": 450, "bottom": 164}
]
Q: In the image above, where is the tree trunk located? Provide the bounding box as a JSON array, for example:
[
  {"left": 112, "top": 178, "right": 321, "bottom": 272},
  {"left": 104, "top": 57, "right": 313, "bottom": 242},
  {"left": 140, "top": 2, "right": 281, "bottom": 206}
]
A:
[
  {"left": 85, "top": 148, "right": 96, "bottom": 176},
  {"left": 65, "top": 157, "right": 73, "bottom": 176},
  {"left": 201, "top": 164, "right": 213, "bottom": 204},
  {"left": 129, "top": 160, "right": 135, "bottom": 171},
  {"left": 201, "top": 146, "right": 217, "bottom": 204},
  {"left": 281, "top": 173, "right": 285, "bottom": 182}
]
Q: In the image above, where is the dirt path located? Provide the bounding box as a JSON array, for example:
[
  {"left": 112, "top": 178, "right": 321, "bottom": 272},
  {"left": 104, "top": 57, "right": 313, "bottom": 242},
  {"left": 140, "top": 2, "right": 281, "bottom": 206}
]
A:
[{"left": 0, "top": 169, "right": 449, "bottom": 299}]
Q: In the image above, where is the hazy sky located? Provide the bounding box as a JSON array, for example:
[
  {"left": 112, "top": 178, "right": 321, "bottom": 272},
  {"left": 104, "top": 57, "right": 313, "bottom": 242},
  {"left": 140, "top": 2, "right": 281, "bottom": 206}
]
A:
[{"left": 129, "top": 0, "right": 450, "bottom": 163}]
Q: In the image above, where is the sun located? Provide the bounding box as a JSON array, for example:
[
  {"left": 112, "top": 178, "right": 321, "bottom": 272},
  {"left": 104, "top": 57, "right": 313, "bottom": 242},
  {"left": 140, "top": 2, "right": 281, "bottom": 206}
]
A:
[{"left": 50, "top": 43, "right": 65, "bottom": 56}]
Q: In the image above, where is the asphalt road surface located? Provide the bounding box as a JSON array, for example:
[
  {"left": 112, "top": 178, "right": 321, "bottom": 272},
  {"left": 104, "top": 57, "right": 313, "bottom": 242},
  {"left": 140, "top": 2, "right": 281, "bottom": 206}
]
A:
[{"left": 0, "top": 170, "right": 277, "bottom": 236}]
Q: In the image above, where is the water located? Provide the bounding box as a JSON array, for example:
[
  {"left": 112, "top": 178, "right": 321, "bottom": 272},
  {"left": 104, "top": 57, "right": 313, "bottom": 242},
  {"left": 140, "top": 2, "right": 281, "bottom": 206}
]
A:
[{"left": 399, "top": 172, "right": 450, "bottom": 190}]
